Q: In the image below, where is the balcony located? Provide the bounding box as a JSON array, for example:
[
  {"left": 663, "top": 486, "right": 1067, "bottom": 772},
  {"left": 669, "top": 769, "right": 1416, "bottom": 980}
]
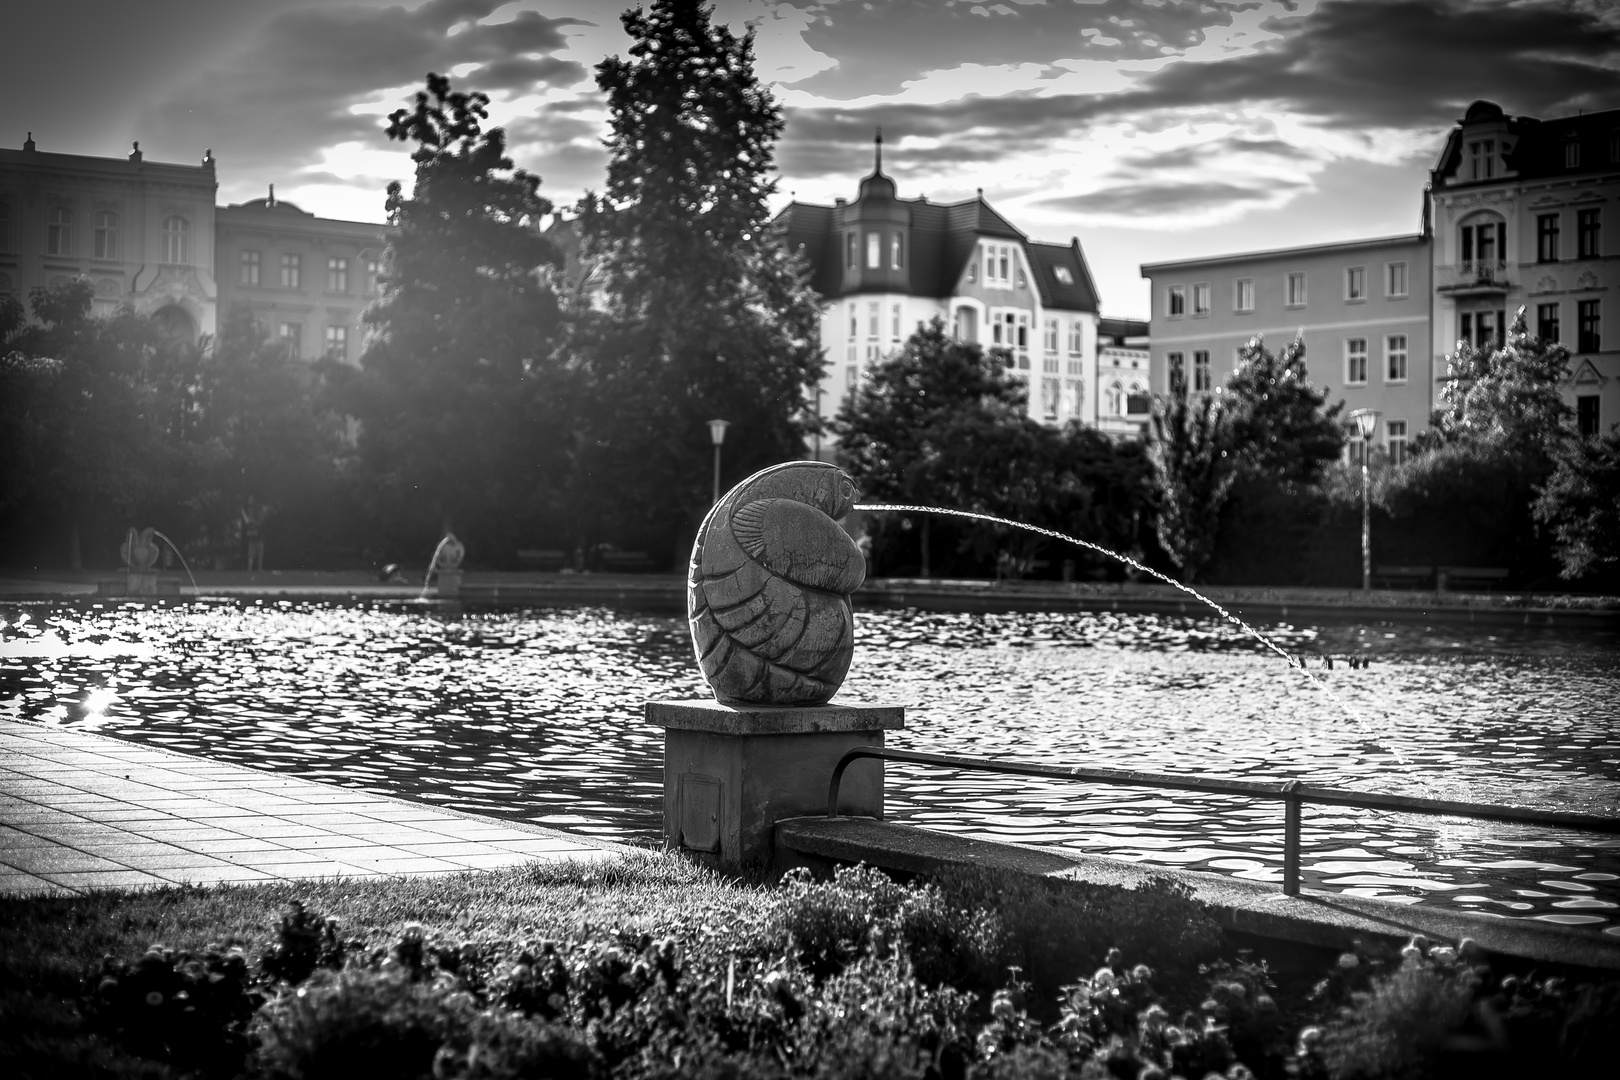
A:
[
  {"left": 1125, "top": 392, "right": 1153, "bottom": 417},
  {"left": 1436, "top": 260, "right": 1512, "bottom": 295}
]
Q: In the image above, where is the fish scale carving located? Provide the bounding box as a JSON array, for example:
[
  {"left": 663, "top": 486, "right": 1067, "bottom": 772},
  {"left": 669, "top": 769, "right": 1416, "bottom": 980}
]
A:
[{"left": 689, "top": 462, "right": 865, "bottom": 706}]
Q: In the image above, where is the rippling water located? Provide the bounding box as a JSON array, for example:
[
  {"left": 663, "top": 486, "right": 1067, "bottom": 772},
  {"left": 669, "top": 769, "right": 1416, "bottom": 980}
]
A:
[{"left": 1, "top": 598, "right": 1616, "bottom": 934}]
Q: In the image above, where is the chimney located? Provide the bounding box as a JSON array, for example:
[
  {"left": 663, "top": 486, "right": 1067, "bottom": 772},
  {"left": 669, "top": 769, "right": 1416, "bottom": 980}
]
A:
[
  {"left": 128, "top": 141, "right": 142, "bottom": 162},
  {"left": 23, "top": 131, "right": 35, "bottom": 152},
  {"left": 834, "top": 197, "right": 846, "bottom": 206},
  {"left": 203, "top": 148, "right": 214, "bottom": 166},
  {"left": 268, "top": 183, "right": 276, "bottom": 207}
]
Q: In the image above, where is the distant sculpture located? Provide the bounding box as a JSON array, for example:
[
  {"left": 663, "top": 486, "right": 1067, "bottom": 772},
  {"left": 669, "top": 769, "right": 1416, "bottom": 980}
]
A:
[
  {"left": 120, "top": 527, "right": 160, "bottom": 573},
  {"left": 689, "top": 462, "right": 866, "bottom": 706}
]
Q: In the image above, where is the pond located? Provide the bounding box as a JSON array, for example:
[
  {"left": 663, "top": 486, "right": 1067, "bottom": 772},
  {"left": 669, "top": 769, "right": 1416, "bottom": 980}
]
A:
[{"left": 2, "top": 598, "right": 1617, "bottom": 935}]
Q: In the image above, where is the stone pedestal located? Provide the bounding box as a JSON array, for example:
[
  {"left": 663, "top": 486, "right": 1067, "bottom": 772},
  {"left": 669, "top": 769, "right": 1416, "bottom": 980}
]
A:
[
  {"left": 127, "top": 572, "right": 158, "bottom": 597},
  {"left": 647, "top": 699, "right": 905, "bottom": 869},
  {"left": 436, "top": 570, "right": 462, "bottom": 597}
]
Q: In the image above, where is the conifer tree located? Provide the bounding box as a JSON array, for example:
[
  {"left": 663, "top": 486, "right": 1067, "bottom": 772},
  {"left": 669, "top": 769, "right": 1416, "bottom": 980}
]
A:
[
  {"left": 567, "top": 0, "right": 824, "bottom": 564},
  {"left": 1147, "top": 362, "right": 1237, "bottom": 584},
  {"left": 1223, "top": 335, "right": 1344, "bottom": 486}
]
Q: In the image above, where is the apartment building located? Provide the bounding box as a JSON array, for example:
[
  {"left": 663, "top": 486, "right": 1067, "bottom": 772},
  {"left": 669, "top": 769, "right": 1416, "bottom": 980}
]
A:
[
  {"left": 214, "top": 187, "right": 388, "bottom": 364},
  {"left": 1095, "top": 316, "right": 1151, "bottom": 438},
  {"left": 0, "top": 134, "right": 219, "bottom": 338},
  {"left": 1429, "top": 101, "right": 1619, "bottom": 437},
  {"left": 1141, "top": 234, "right": 1433, "bottom": 461},
  {"left": 774, "top": 134, "right": 1102, "bottom": 451}
]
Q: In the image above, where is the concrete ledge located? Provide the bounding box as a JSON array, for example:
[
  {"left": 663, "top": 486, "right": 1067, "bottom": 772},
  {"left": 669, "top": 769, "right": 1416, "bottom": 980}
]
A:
[
  {"left": 646, "top": 699, "right": 906, "bottom": 735},
  {"left": 776, "top": 816, "right": 1620, "bottom": 973}
]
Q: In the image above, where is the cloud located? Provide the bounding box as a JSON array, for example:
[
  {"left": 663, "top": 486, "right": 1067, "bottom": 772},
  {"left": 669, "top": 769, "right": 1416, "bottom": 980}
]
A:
[
  {"left": 1039, "top": 178, "right": 1309, "bottom": 217},
  {"left": 141, "top": 0, "right": 594, "bottom": 203}
]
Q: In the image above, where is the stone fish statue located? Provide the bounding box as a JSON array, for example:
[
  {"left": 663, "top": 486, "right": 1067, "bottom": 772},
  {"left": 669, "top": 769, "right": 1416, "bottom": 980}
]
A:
[{"left": 689, "top": 461, "right": 866, "bottom": 706}]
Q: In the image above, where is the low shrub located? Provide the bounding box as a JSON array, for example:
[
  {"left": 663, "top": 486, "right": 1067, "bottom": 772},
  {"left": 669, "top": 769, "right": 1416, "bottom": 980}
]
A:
[{"left": 87, "top": 943, "right": 263, "bottom": 1078}]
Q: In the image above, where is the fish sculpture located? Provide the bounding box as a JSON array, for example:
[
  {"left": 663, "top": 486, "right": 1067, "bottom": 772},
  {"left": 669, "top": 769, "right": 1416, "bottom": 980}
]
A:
[{"left": 689, "top": 462, "right": 866, "bottom": 706}]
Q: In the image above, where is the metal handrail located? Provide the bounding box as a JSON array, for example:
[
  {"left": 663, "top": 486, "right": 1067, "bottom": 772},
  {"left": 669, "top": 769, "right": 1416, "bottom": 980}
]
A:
[{"left": 826, "top": 746, "right": 1620, "bottom": 897}]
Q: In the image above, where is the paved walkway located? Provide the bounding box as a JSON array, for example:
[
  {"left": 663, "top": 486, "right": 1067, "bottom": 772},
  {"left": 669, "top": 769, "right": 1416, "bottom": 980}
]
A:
[{"left": 0, "top": 720, "right": 627, "bottom": 897}]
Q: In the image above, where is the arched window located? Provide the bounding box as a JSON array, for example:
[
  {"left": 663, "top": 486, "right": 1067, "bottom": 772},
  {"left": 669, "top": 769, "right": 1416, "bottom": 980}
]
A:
[
  {"left": 1107, "top": 381, "right": 1123, "bottom": 416},
  {"left": 47, "top": 207, "right": 73, "bottom": 255},
  {"left": 94, "top": 211, "right": 119, "bottom": 260},
  {"left": 162, "top": 216, "right": 189, "bottom": 264}
]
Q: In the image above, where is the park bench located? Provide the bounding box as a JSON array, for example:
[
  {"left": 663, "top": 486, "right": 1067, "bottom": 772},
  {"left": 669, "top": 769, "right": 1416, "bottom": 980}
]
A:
[
  {"left": 1437, "top": 566, "right": 1510, "bottom": 592},
  {"left": 1371, "top": 564, "right": 1433, "bottom": 589},
  {"left": 516, "top": 548, "right": 568, "bottom": 571},
  {"left": 598, "top": 549, "right": 654, "bottom": 572}
]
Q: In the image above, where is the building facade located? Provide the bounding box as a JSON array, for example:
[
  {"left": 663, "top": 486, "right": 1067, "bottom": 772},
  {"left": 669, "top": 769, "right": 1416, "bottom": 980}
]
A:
[
  {"left": 0, "top": 134, "right": 219, "bottom": 338},
  {"left": 1428, "top": 101, "right": 1619, "bottom": 438},
  {"left": 214, "top": 187, "right": 388, "bottom": 364},
  {"left": 1141, "top": 234, "right": 1433, "bottom": 461},
  {"left": 1095, "top": 316, "right": 1151, "bottom": 438},
  {"left": 774, "top": 136, "right": 1103, "bottom": 451}
]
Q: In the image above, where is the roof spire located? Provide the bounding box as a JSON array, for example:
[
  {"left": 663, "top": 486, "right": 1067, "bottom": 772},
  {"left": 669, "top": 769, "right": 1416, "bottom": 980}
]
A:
[
  {"left": 268, "top": 183, "right": 275, "bottom": 207},
  {"left": 874, "top": 126, "right": 883, "bottom": 174}
]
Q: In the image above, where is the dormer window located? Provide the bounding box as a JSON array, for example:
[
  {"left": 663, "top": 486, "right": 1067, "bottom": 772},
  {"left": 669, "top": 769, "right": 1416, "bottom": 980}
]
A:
[
  {"left": 1468, "top": 139, "right": 1495, "bottom": 180},
  {"left": 1053, "top": 265, "right": 1073, "bottom": 285},
  {"left": 846, "top": 232, "right": 857, "bottom": 269},
  {"left": 1564, "top": 135, "right": 1580, "bottom": 169},
  {"left": 865, "top": 232, "right": 880, "bottom": 269},
  {"left": 890, "top": 232, "right": 903, "bottom": 269}
]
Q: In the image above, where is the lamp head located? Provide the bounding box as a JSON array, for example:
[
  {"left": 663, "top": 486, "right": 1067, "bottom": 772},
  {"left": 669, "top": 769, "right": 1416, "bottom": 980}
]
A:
[
  {"left": 1350, "top": 408, "right": 1380, "bottom": 441},
  {"left": 708, "top": 419, "right": 731, "bottom": 446}
]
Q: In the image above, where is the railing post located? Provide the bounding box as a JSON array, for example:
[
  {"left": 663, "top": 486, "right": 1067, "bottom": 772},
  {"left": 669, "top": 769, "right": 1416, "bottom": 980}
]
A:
[{"left": 1282, "top": 780, "right": 1303, "bottom": 897}]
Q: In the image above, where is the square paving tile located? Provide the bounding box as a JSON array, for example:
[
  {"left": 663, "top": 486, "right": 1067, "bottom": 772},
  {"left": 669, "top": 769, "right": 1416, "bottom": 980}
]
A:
[
  {"left": 186, "top": 837, "right": 287, "bottom": 855},
  {"left": 0, "top": 872, "right": 80, "bottom": 896},
  {"left": 111, "top": 851, "right": 236, "bottom": 872},
  {"left": 301, "top": 845, "right": 416, "bottom": 864},
  {"left": 264, "top": 862, "right": 381, "bottom": 879},
  {"left": 40, "top": 869, "right": 170, "bottom": 890},
  {"left": 215, "top": 847, "right": 334, "bottom": 867},
  {"left": 124, "top": 825, "right": 247, "bottom": 843},
  {"left": 438, "top": 851, "right": 538, "bottom": 869},
  {"left": 484, "top": 837, "right": 596, "bottom": 854},
  {"left": 396, "top": 841, "right": 505, "bottom": 858},
  {"left": 0, "top": 824, "right": 62, "bottom": 848},
  {"left": 152, "top": 865, "right": 275, "bottom": 886},
  {"left": 3, "top": 848, "right": 131, "bottom": 874}
]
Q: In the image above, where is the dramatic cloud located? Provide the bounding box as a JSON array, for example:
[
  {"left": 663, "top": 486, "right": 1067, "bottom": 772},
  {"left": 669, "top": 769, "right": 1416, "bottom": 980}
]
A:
[{"left": 1039, "top": 178, "right": 1309, "bottom": 217}]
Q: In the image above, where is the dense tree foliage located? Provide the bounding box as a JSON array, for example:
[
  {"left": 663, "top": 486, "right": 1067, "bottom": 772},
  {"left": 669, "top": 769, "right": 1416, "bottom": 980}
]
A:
[
  {"left": 1533, "top": 428, "right": 1620, "bottom": 582},
  {"left": 1223, "top": 335, "right": 1344, "bottom": 486},
  {"left": 1147, "top": 364, "right": 1236, "bottom": 584},
  {"left": 346, "top": 72, "right": 567, "bottom": 553},
  {"left": 567, "top": 0, "right": 824, "bottom": 565},
  {"left": 1427, "top": 309, "right": 1572, "bottom": 455}
]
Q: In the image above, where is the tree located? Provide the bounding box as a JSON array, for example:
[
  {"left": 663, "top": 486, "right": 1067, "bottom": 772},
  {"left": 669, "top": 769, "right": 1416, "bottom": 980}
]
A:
[
  {"left": 1533, "top": 428, "right": 1620, "bottom": 581},
  {"left": 1427, "top": 308, "right": 1572, "bottom": 456},
  {"left": 347, "top": 72, "right": 566, "bottom": 556},
  {"left": 1223, "top": 335, "right": 1344, "bottom": 486},
  {"left": 567, "top": 0, "right": 824, "bottom": 565},
  {"left": 1147, "top": 363, "right": 1237, "bottom": 584},
  {"left": 834, "top": 320, "right": 1077, "bottom": 576}
]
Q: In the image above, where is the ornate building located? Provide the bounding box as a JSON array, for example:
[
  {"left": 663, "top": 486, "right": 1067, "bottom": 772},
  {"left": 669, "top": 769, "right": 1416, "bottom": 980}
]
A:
[
  {"left": 1428, "top": 101, "right": 1619, "bottom": 438},
  {"left": 773, "top": 134, "right": 1103, "bottom": 454},
  {"left": 0, "top": 134, "right": 219, "bottom": 338}
]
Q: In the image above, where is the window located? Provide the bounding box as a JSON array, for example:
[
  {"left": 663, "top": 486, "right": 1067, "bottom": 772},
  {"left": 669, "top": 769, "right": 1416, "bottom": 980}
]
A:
[
  {"left": 890, "top": 303, "right": 902, "bottom": 342},
  {"left": 865, "top": 232, "right": 880, "bottom": 269},
  {"left": 1167, "top": 351, "right": 1184, "bottom": 383},
  {"left": 1346, "top": 338, "right": 1368, "bottom": 384},
  {"left": 848, "top": 303, "right": 857, "bottom": 340},
  {"left": 1468, "top": 139, "right": 1495, "bottom": 180},
  {"left": 1578, "top": 299, "right": 1601, "bottom": 353},
  {"left": 279, "top": 322, "right": 301, "bottom": 357},
  {"left": 1386, "top": 420, "right": 1408, "bottom": 466},
  {"left": 1537, "top": 302, "right": 1561, "bottom": 344},
  {"left": 365, "top": 259, "right": 381, "bottom": 294},
  {"left": 845, "top": 365, "right": 857, "bottom": 390},
  {"left": 999, "top": 246, "right": 1010, "bottom": 285},
  {"left": 1044, "top": 317, "right": 1058, "bottom": 353},
  {"left": 327, "top": 257, "right": 348, "bottom": 293},
  {"left": 1463, "top": 308, "right": 1506, "bottom": 349},
  {"left": 238, "top": 250, "right": 260, "bottom": 285},
  {"left": 1564, "top": 135, "right": 1580, "bottom": 169},
  {"left": 1066, "top": 379, "right": 1083, "bottom": 417},
  {"left": 1068, "top": 320, "right": 1083, "bottom": 355},
  {"left": 890, "top": 232, "right": 903, "bottom": 269},
  {"left": 1286, "top": 272, "right": 1306, "bottom": 306},
  {"left": 1192, "top": 283, "right": 1210, "bottom": 315},
  {"left": 324, "top": 325, "right": 348, "bottom": 361},
  {"left": 1460, "top": 218, "right": 1505, "bottom": 268},
  {"left": 93, "top": 211, "right": 118, "bottom": 260},
  {"left": 1053, "top": 265, "right": 1073, "bottom": 285},
  {"left": 867, "top": 301, "right": 879, "bottom": 340},
  {"left": 1041, "top": 377, "right": 1059, "bottom": 420},
  {"left": 1537, "top": 213, "right": 1561, "bottom": 262},
  {"left": 1386, "top": 334, "right": 1408, "bottom": 383},
  {"left": 1578, "top": 396, "right": 1600, "bottom": 438},
  {"left": 162, "top": 216, "right": 188, "bottom": 264},
  {"left": 1578, "top": 209, "right": 1601, "bottom": 259},
  {"left": 1107, "top": 381, "right": 1123, "bottom": 416},
  {"left": 845, "top": 232, "right": 856, "bottom": 269},
  {"left": 1167, "top": 285, "right": 1185, "bottom": 317},
  {"left": 47, "top": 207, "right": 73, "bottom": 255},
  {"left": 1235, "top": 278, "right": 1254, "bottom": 312},
  {"left": 1385, "top": 261, "right": 1408, "bottom": 297},
  {"left": 280, "top": 254, "right": 301, "bottom": 289},
  {"left": 1193, "top": 350, "right": 1211, "bottom": 391},
  {"left": 1346, "top": 266, "right": 1366, "bottom": 301}
]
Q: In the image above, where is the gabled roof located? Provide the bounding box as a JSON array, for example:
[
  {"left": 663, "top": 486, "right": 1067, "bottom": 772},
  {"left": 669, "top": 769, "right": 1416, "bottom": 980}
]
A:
[{"left": 1026, "top": 239, "right": 1100, "bottom": 313}]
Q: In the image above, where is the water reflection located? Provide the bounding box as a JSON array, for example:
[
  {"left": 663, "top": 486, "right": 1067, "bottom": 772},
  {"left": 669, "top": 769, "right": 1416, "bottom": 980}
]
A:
[{"left": 1, "top": 599, "right": 1616, "bottom": 932}]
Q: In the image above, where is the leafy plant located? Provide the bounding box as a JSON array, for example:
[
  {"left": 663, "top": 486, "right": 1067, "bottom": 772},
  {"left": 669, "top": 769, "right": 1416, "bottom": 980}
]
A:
[{"left": 87, "top": 942, "right": 263, "bottom": 1077}]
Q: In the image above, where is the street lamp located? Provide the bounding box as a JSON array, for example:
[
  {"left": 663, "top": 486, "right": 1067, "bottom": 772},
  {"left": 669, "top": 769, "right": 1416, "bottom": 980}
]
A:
[
  {"left": 708, "top": 419, "right": 731, "bottom": 504},
  {"left": 1349, "top": 408, "right": 1381, "bottom": 591}
]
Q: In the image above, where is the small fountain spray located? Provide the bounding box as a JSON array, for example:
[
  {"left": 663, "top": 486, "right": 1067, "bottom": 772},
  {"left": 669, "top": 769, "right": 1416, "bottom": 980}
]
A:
[
  {"left": 419, "top": 533, "right": 466, "bottom": 600},
  {"left": 120, "top": 526, "right": 198, "bottom": 596}
]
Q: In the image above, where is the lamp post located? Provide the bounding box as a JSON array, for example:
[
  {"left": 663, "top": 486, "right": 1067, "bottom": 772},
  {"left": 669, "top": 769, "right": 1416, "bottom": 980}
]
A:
[
  {"left": 1349, "top": 408, "right": 1380, "bottom": 591},
  {"left": 708, "top": 419, "right": 730, "bottom": 504}
]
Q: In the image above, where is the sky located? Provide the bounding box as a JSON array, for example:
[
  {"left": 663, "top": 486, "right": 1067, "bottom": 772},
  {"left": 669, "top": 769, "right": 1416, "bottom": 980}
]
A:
[{"left": 6, "top": 0, "right": 1619, "bottom": 317}]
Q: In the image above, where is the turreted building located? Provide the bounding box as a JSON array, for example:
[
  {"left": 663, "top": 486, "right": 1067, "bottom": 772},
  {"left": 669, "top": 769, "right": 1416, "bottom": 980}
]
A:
[{"left": 772, "top": 134, "right": 1104, "bottom": 453}]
